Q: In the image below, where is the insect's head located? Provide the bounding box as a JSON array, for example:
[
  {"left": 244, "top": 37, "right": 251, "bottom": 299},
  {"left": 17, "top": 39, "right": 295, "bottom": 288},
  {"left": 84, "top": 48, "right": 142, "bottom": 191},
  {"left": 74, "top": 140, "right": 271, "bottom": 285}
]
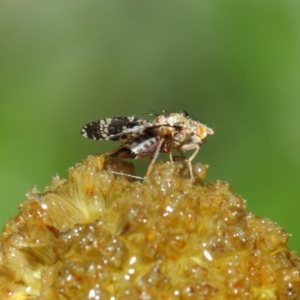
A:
[{"left": 196, "top": 122, "right": 214, "bottom": 140}]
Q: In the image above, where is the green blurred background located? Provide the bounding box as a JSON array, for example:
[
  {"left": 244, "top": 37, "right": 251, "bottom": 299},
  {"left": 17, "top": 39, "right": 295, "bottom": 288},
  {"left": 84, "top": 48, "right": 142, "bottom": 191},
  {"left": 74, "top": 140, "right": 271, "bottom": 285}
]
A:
[{"left": 1, "top": 1, "right": 299, "bottom": 252}]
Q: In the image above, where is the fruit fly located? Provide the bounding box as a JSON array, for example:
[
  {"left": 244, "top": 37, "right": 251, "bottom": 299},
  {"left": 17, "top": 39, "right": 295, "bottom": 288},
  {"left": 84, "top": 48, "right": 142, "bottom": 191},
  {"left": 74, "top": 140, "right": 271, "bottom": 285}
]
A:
[{"left": 81, "top": 111, "right": 214, "bottom": 182}]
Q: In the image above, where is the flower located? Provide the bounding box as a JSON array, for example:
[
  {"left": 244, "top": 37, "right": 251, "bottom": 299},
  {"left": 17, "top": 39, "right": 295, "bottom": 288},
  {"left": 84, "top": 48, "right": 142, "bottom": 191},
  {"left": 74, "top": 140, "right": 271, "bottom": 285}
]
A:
[{"left": 0, "top": 155, "right": 299, "bottom": 299}]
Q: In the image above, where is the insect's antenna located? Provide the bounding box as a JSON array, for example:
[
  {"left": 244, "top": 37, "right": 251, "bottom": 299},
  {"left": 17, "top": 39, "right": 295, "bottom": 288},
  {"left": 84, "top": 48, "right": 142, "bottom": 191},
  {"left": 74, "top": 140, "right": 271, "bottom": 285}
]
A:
[
  {"left": 147, "top": 110, "right": 160, "bottom": 116},
  {"left": 190, "top": 112, "right": 198, "bottom": 120},
  {"left": 190, "top": 111, "right": 203, "bottom": 123},
  {"left": 166, "top": 107, "right": 174, "bottom": 113},
  {"left": 161, "top": 109, "right": 170, "bottom": 115}
]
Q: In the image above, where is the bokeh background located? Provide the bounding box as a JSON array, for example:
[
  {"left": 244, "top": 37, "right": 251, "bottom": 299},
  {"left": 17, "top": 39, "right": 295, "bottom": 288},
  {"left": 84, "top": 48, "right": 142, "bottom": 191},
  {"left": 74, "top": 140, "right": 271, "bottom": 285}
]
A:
[{"left": 1, "top": 1, "right": 299, "bottom": 252}]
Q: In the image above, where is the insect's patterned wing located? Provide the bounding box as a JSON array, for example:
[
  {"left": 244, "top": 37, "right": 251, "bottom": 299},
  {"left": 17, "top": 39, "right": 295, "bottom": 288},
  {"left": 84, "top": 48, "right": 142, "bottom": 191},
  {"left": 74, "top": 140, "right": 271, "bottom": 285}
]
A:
[{"left": 81, "top": 116, "right": 152, "bottom": 141}]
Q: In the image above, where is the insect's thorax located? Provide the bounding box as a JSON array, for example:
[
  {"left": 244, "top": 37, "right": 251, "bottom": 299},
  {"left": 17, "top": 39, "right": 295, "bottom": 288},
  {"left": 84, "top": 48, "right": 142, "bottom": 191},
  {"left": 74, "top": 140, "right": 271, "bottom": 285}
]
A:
[{"left": 153, "top": 114, "right": 204, "bottom": 144}]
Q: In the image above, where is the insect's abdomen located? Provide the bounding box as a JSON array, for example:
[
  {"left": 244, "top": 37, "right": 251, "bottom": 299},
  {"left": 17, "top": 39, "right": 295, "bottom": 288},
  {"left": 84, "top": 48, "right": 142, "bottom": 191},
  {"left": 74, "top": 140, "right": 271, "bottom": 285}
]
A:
[{"left": 111, "top": 132, "right": 163, "bottom": 159}]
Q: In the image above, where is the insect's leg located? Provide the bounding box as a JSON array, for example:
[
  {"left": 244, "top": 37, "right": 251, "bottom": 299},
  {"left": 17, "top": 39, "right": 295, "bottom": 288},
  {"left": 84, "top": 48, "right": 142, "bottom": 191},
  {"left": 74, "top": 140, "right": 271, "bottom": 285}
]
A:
[
  {"left": 169, "top": 152, "right": 174, "bottom": 167},
  {"left": 177, "top": 149, "right": 186, "bottom": 158},
  {"left": 171, "top": 148, "right": 186, "bottom": 163},
  {"left": 110, "top": 171, "right": 144, "bottom": 180},
  {"left": 187, "top": 145, "right": 200, "bottom": 182},
  {"left": 166, "top": 132, "right": 175, "bottom": 167},
  {"left": 145, "top": 138, "right": 165, "bottom": 177}
]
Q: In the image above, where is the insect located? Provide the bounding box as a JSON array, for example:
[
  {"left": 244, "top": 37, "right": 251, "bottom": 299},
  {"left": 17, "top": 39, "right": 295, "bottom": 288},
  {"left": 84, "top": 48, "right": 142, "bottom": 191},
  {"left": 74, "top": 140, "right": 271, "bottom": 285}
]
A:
[{"left": 81, "top": 111, "right": 214, "bottom": 182}]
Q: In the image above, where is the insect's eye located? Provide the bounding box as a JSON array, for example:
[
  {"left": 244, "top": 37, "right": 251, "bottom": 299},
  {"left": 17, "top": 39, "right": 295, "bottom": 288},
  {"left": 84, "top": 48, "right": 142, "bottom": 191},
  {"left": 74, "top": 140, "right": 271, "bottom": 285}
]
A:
[{"left": 179, "top": 110, "right": 188, "bottom": 117}]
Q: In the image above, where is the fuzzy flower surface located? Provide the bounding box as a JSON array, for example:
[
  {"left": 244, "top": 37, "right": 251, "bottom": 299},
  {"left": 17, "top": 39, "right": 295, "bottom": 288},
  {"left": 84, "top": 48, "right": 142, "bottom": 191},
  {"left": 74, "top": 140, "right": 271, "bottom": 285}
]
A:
[{"left": 0, "top": 155, "right": 299, "bottom": 300}]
